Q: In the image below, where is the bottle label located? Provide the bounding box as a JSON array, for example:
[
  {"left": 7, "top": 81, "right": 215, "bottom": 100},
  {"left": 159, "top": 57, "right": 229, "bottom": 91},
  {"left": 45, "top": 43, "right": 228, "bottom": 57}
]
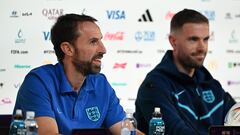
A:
[
  {"left": 17, "top": 128, "right": 26, "bottom": 135},
  {"left": 156, "top": 125, "right": 165, "bottom": 133},
  {"left": 149, "top": 125, "right": 165, "bottom": 135}
]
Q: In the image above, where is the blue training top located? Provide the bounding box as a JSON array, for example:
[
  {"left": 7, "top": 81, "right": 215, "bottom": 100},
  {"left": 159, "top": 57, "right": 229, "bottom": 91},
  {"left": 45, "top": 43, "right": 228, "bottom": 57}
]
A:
[
  {"left": 13, "top": 62, "right": 125, "bottom": 135},
  {"left": 135, "top": 50, "right": 236, "bottom": 135}
]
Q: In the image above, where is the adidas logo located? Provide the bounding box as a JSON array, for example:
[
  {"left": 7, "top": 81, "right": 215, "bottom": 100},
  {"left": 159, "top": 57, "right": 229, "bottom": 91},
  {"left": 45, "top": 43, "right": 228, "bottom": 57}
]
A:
[{"left": 138, "top": 9, "right": 153, "bottom": 22}]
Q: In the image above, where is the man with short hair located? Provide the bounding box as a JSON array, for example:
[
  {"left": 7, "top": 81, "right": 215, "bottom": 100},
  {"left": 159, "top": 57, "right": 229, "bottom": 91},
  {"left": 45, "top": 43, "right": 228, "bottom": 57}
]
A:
[
  {"left": 135, "top": 9, "right": 236, "bottom": 135},
  {"left": 13, "top": 13, "right": 125, "bottom": 135}
]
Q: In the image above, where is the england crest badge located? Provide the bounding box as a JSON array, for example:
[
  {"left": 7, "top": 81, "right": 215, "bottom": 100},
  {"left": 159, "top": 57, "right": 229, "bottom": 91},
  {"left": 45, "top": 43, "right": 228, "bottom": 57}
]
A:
[
  {"left": 85, "top": 106, "right": 101, "bottom": 121},
  {"left": 202, "top": 90, "right": 215, "bottom": 103}
]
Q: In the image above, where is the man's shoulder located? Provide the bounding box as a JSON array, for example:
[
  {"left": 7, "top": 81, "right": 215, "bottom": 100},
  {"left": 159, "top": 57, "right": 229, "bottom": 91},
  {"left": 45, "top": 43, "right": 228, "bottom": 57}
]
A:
[
  {"left": 26, "top": 64, "right": 59, "bottom": 82},
  {"left": 145, "top": 67, "right": 169, "bottom": 84},
  {"left": 30, "top": 64, "right": 56, "bottom": 73}
]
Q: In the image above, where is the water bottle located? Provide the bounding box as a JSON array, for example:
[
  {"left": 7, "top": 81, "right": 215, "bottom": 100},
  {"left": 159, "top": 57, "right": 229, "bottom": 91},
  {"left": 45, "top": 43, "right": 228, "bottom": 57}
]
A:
[
  {"left": 121, "top": 109, "right": 137, "bottom": 135},
  {"left": 9, "top": 109, "right": 26, "bottom": 135},
  {"left": 149, "top": 107, "right": 165, "bottom": 135},
  {"left": 25, "top": 111, "right": 38, "bottom": 135}
]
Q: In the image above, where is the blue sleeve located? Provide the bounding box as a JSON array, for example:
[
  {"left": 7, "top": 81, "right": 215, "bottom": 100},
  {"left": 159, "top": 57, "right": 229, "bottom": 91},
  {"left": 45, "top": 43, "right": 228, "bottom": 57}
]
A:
[
  {"left": 135, "top": 79, "right": 199, "bottom": 135},
  {"left": 14, "top": 72, "right": 55, "bottom": 118}
]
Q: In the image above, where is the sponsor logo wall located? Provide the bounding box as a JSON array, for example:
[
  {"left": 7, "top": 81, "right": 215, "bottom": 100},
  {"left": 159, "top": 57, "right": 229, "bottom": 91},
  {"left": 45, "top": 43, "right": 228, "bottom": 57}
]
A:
[{"left": 0, "top": 0, "right": 240, "bottom": 114}]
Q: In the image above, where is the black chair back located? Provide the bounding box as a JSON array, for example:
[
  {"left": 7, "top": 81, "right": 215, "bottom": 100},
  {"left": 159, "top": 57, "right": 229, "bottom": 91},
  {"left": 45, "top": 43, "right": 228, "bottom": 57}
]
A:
[{"left": 0, "top": 115, "right": 12, "bottom": 135}]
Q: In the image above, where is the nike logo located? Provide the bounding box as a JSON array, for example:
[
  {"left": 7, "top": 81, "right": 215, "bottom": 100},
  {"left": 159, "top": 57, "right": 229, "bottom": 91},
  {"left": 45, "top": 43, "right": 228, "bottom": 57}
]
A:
[{"left": 174, "top": 90, "right": 185, "bottom": 100}]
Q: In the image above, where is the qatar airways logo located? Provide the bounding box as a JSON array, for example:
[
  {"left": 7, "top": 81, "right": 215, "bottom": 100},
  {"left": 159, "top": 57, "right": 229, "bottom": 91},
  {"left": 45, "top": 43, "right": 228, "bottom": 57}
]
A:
[
  {"left": 104, "top": 32, "right": 124, "bottom": 41},
  {"left": 42, "top": 8, "right": 64, "bottom": 20},
  {"left": 113, "top": 63, "right": 127, "bottom": 69},
  {"left": 227, "top": 80, "right": 240, "bottom": 86}
]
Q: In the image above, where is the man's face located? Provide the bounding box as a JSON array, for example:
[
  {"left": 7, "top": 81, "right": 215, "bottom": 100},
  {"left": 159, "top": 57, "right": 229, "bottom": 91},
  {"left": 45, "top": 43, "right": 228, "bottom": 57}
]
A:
[
  {"left": 172, "top": 23, "right": 209, "bottom": 69},
  {"left": 71, "top": 21, "right": 106, "bottom": 75}
]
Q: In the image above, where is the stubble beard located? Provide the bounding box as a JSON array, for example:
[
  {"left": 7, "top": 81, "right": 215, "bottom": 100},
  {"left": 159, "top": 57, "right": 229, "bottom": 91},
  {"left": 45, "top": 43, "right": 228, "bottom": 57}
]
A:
[{"left": 182, "top": 52, "right": 207, "bottom": 69}]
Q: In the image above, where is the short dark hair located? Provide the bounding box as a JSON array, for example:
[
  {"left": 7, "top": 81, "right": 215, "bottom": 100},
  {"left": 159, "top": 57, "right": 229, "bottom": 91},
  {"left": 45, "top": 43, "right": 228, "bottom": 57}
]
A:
[
  {"left": 51, "top": 14, "right": 97, "bottom": 62},
  {"left": 170, "top": 9, "right": 209, "bottom": 33}
]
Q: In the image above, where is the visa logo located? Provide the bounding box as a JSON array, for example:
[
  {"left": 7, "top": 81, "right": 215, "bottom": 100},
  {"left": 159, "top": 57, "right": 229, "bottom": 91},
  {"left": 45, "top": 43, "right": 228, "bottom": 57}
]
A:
[
  {"left": 43, "top": 31, "right": 50, "bottom": 41},
  {"left": 106, "top": 10, "right": 126, "bottom": 20}
]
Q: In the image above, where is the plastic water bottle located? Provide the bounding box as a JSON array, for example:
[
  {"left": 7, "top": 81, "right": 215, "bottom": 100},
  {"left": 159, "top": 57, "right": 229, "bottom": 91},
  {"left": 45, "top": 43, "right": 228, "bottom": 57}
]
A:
[
  {"left": 149, "top": 107, "right": 165, "bottom": 135},
  {"left": 9, "top": 109, "right": 26, "bottom": 135},
  {"left": 25, "top": 111, "right": 38, "bottom": 135},
  {"left": 121, "top": 109, "right": 137, "bottom": 135}
]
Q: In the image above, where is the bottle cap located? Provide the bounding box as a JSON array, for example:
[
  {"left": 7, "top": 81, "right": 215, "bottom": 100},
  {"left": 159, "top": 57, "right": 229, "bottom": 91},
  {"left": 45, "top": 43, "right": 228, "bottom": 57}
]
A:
[
  {"left": 154, "top": 107, "right": 160, "bottom": 113},
  {"left": 26, "top": 111, "right": 35, "bottom": 118},
  {"left": 16, "top": 109, "right": 22, "bottom": 115}
]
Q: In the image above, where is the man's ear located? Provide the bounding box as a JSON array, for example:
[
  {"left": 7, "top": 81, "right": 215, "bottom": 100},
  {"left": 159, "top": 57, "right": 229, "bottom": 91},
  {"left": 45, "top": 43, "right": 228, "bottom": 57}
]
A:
[
  {"left": 169, "top": 34, "right": 177, "bottom": 50},
  {"left": 60, "top": 42, "right": 74, "bottom": 56}
]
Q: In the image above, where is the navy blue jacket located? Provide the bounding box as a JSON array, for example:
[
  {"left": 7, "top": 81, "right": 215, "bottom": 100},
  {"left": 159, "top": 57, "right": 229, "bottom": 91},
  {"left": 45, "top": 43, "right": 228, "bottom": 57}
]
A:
[{"left": 135, "top": 50, "right": 236, "bottom": 135}]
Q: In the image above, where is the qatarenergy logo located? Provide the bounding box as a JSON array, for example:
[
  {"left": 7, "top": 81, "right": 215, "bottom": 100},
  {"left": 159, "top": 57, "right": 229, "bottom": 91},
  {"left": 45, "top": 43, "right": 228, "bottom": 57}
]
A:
[{"left": 14, "top": 64, "right": 31, "bottom": 69}]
